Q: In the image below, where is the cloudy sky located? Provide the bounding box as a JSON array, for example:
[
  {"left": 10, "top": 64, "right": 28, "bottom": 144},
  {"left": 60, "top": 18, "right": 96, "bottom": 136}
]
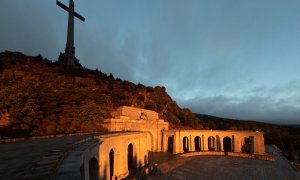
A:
[{"left": 1, "top": 0, "right": 300, "bottom": 124}]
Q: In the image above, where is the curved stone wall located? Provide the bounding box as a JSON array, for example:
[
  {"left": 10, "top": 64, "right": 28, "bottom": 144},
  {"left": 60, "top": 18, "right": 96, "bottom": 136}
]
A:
[
  {"left": 58, "top": 107, "right": 266, "bottom": 180},
  {"left": 64, "top": 132, "right": 149, "bottom": 180},
  {"left": 97, "top": 132, "right": 148, "bottom": 180}
]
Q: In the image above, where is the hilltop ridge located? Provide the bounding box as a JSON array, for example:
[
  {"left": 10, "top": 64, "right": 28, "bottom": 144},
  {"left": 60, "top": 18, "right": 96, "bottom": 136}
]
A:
[{"left": 0, "top": 51, "right": 203, "bottom": 137}]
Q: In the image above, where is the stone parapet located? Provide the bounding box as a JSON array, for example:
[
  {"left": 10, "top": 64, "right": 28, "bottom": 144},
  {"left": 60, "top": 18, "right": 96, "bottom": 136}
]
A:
[
  {"left": 111, "top": 106, "right": 159, "bottom": 121},
  {"left": 0, "top": 132, "right": 94, "bottom": 144},
  {"left": 180, "top": 151, "right": 274, "bottom": 161}
]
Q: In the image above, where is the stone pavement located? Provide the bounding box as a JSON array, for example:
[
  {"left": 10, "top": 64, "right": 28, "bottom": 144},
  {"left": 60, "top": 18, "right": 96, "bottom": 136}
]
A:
[
  {"left": 148, "top": 145, "right": 300, "bottom": 180},
  {"left": 0, "top": 134, "right": 100, "bottom": 180}
]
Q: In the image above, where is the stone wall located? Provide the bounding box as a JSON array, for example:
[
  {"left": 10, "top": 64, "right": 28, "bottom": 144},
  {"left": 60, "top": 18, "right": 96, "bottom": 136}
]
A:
[
  {"left": 102, "top": 106, "right": 169, "bottom": 152},
  {"left": 58, "top": 132, "right": 149, "bottom": 180},
  {"left": 102, "top": 107, "right": 265, "bottom": 155},
  {"left": 162, "top": 130, "right": 265, "bottom": 155},
  {"left": 97, "top": 132, "right": 148, "bottom": 180},
  {"left": 110, "top": 106, "right": 159, "bottom": 121},
  {"left": 67, "top": 106, "right": 267, "bottom": 179}
]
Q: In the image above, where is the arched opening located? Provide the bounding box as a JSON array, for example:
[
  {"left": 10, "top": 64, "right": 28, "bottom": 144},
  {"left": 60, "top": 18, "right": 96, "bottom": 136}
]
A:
[
  {"left": 183, "top": 136, "right": 189, "bottom": 152},
  {"left": 167, "top": 136, "right": 174, "bottom": 154},
  {"left": 128, "top": 143, "right": 137, "bottom": 171},
  {"left": 109, "top": 149, "right": 114, "bottom": 180},
  {"left": 89, "top": 158, "right": 99, "bottom": 180},
  {"left": 208, "top": 136, "right": 215, "bottom": 151},
  {"left": 194, "top": 136, "right": 201, "bottom": 151},
  {"left": 223, "top": 137, "right": 231, "bottom": 152},
  {"left": 144, "top": 155, "right": 148, "bottom": 165},
  {"left": 241, "top": 137, "right": 254, "bottom": 153}
]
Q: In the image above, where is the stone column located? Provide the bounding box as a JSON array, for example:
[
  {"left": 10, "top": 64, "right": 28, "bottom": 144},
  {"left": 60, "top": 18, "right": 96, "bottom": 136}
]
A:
[
  {"left": 190, "top": 135, "right": 194, "bottom": 151},
  {"left": 186, "top": 137, "right": 189, "bottom": 152},
  {"left": 203, "top": 135, "right": 208, "bottom": 151},
  {"left": 175, "top": 131, "right": 182, "bottom": 154},
  {"left": 234, "top": 137, "right": 241, "bottom": 153},
  {"left": 214, "top": 136, "right": 217, "bottom": 151},
  {"left": 231, "top": 135, "right": 235, "bottom": 152},
  {"left": 202, "top": 135, "right": 205, "bottom": 151},
  {"left": 254, "top": 133, "right": 265, "bottom": 154},
  {"left": 220, "top": 136, "right": 223, "bottom": 151},
  {"left": 172, "top": 135, "right": 176, "bottom": 154},
  {"left": 162, "top": 131, "right": 166, "bottom": 152}
]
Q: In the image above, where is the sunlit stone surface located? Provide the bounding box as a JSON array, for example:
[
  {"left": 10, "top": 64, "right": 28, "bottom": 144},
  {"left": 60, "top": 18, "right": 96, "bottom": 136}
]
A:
[{"left": 0, "top": 106, "right": 276, "bottom": 180}]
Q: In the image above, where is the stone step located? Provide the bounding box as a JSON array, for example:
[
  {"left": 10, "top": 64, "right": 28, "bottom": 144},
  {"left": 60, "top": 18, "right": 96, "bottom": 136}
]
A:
[
  {"left": 31, "top": 164, "right": 55, "bottom": 171},
  {"left": 171, "top": 173, "right": 186, "bottom": 180},
  {"left": 23, "top": 171, "right": 52, "bottom": 179},
  {"left": 50, "top": 149, "right": 64, "bottom": 152},
  {"left": 42, "top": 155, "right": 61, "bottom": 161},
  {"left": 10, "top": 172, "right": 27, "bottom": 180},
  {"left": 37, "top": 159, "right": 59, "bottom": 166},
  {"left": 45, "top": 152, "right": 62, "bottom": 156}
]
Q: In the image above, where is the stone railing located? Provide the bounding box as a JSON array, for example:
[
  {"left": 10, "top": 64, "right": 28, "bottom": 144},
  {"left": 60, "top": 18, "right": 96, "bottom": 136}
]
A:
[
  {"left": 180, "top": 151, "right": 275, "bottom": 161},
  {"left": 0, "top": 132, "right": 103, "bottom": 144},
  {"left": 272, "top": 145, "right": 299, "bottom": 172}
]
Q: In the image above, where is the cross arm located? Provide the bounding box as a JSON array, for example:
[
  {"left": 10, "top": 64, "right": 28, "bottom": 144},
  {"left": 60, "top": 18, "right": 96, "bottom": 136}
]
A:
[
  {"left": 74, "top": 12, "right": 85, "bottom": 22},
  {"left": 56, "top": 1, "right": 70, "bottom": 12},
  {"left": 56, "top": 1, "right": 85, "bottom": 22}
]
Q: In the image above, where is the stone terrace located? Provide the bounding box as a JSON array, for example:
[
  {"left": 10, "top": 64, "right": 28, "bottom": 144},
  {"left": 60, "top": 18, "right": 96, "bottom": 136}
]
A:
[
  {"left": 148, "top": 145, "right": 300, "bottom": 180},
  {"left": 0, "top": 133, "right": 105, "bottom": 180}
]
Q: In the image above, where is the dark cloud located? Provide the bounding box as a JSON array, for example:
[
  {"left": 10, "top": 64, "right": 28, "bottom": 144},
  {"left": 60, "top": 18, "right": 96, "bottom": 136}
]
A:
[
  {"left": 1, "top": 0, "right": 300, "bottom": 124},
  {"left": 178, "top": 81, "right": 300, "bottom": 124}
]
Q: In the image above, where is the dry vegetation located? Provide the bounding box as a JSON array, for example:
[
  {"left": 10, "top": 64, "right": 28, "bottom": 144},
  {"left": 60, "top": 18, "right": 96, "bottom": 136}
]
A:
[{"left": 0, "top": 51, "right": 204, "bottom": 138}]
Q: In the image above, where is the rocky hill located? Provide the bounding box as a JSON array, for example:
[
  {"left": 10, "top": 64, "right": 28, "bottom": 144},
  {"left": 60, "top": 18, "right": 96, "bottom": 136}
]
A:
[{"left": 0, "top": 51, "right": 204, "bottom": 138}]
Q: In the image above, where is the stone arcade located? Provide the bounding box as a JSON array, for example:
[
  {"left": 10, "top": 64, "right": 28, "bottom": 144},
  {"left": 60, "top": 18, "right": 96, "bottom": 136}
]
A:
[{"left": 57, "top": 106, "right": 265, "bottom": 180}]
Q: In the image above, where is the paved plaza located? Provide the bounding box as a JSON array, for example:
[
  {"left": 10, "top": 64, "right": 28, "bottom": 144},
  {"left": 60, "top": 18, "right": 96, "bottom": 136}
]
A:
[
  {"left": 148, "top": 145, "right": 300, "bottom": 180},
  {"left": 1, "top": 135, "right": 299, "bottom": 180},
  {"left": 0, "top": 134, "right": 96, "bottom": 179}
]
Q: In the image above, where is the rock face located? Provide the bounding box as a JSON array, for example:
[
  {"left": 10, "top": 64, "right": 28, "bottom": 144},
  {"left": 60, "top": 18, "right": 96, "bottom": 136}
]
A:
[{"left": 0, "top": 51, "right": 204, "bottom": 137}]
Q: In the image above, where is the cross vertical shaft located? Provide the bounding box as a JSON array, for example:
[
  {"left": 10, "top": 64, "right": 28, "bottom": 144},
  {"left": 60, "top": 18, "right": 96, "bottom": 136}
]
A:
[
  {"left": 56, "top": 0, "right": 85, "bottom": 67},
  {"left": 66, "top": 0, "right": 75, "bottom": 66}
]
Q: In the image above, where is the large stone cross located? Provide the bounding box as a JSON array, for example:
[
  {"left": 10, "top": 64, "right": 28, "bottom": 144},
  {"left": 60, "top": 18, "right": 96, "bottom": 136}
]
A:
[{"left": 56, "top": 0, "right": 85, "bottom": 66}]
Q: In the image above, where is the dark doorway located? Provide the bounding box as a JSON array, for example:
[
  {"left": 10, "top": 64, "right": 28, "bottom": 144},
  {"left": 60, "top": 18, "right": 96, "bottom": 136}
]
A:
[
  {"left": 183, "top": 137, "right": 189, "bottom": 152},
  {"left": 167, "top": 136, "right": 174, "bottom": 154},
  {"left": 223, "top": 137, "right": 231, "bottom": 152},
  {"left": 216, "top": 135, "right": 221, "bottom": 151},
  {"left": 89, "top": 158, "right": 99, "bottom": 180},
  {"left": 208, "top": 136, "right": 215, "bottom": 151},
  {"left": 109, "top": 149, "right": 114, "bottom": 180},
  {"left": 128, "top": 143, "right": 136, "bottom": 171},
  {"left": 242, "top": 137, "right": 254, "bottom": 153},
  {"left": 195, "top": 136, "right": 201, "bottom": 151}
]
